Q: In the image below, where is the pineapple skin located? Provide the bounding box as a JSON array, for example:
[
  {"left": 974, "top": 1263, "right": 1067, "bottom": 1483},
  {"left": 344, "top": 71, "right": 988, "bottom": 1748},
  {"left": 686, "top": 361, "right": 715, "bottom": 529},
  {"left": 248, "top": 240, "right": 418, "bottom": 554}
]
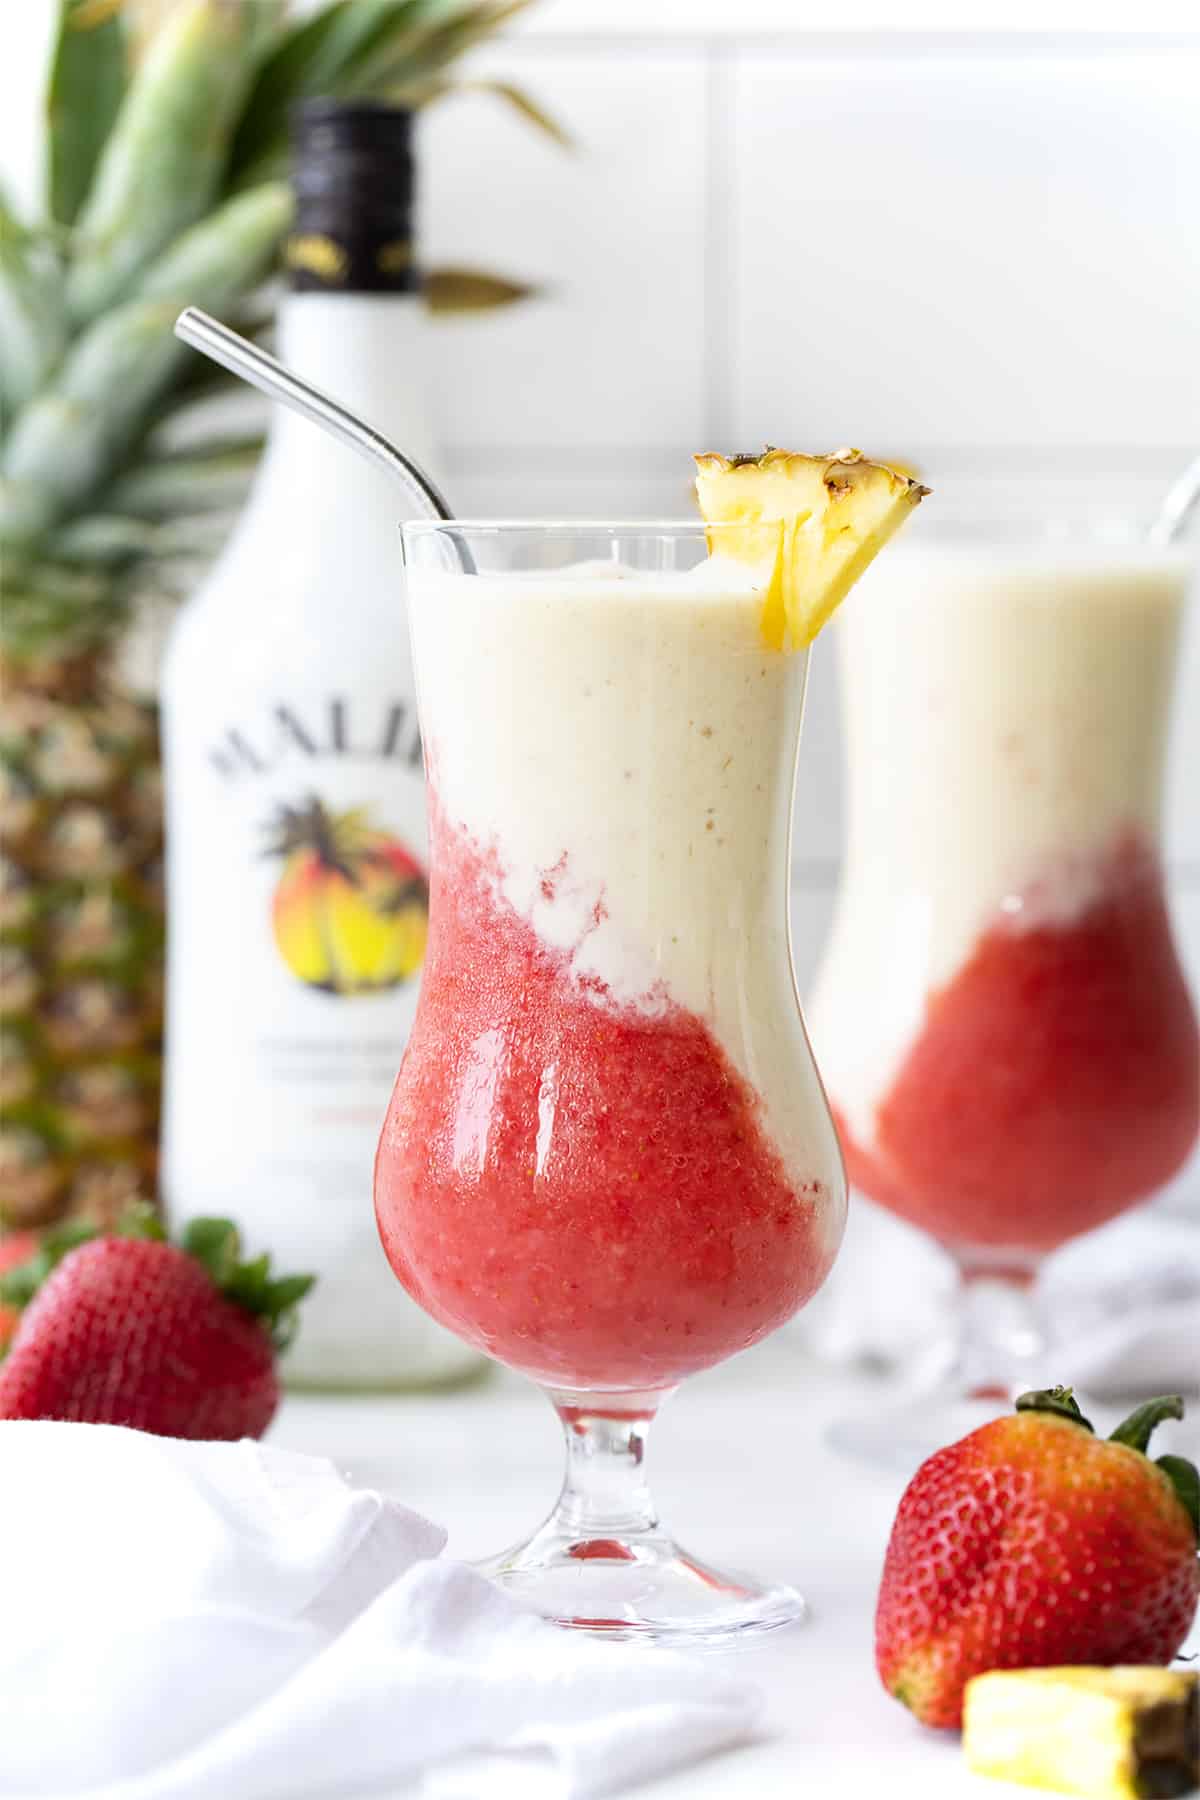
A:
[
  {"left": 0, "top": 651, "right": 162, "bottom": 1234},
  {"left": 963, "top": 1666, "right": 1200, "bottom": 1800}
]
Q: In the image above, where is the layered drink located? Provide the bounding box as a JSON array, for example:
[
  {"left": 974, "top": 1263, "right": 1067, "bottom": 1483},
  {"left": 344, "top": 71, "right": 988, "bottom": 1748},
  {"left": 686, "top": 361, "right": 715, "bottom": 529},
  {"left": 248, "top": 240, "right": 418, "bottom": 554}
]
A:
[
  {"left": 375, "top": 546, "right": 845, "bottom": 1392},
  {"left": 810, "top": 541, "right": 1198, "bottom": 1262},
  {"left": 373, "top": 455, "right": 925, "bottom": 1638}
]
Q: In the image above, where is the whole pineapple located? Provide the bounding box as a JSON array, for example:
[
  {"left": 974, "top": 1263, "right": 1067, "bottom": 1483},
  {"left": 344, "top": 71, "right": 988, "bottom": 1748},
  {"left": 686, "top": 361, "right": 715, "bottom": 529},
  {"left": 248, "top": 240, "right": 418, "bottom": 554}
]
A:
[
  {"left": 0, "top": 0, "right": 551, "bottom": 1238},
  {"left": 0, "top": 648, "right": 164, "bottom": 1228}
]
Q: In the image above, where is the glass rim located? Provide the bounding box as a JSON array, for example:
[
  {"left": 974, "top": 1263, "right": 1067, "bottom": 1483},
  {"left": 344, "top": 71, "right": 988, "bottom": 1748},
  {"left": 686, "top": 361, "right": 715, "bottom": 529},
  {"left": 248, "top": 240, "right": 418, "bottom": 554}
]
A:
[{"left": 883, "top": 524, "right": 1195, "bottom": 559}]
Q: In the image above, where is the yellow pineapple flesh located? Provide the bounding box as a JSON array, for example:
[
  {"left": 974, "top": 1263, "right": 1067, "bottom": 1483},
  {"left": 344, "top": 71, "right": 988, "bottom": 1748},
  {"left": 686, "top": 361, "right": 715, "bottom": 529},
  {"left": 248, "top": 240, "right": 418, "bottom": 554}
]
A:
[
  {"left": 963, "top": 1666, "right": 1199, "bottom": 1800},
  {"left": 693, "top": 446, "right": 929, "bottom": 650}
]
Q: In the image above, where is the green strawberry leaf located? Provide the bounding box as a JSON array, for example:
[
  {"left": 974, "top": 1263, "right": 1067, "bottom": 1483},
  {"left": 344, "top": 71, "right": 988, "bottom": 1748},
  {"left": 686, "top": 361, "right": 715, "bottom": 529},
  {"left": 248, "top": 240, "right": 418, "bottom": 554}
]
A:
[
  {"left": 1109, "top": 1395, "right": 1185, "bottom": 1454},
  {"left": 1015, "top": 1387, "right": 1094, "bottom": 1433},
  {"left": 0, "top": 1218, "right": 99, "bottom": 1307},
  {"left": 181, "top": 1217, "right": 243, "bottom": 1288},
  {"left": 1155, "top": 1455, "right": 1200, "bottom": 1540},
  {"left": 1, "top": 1210, "right": 315, "bottom": 1358},
  {"left": 224, "top": 1252, "right": 272, "bottom": 1311},
  {"left": 180, "top": 1230, "right": 316, "bottom": 1353},
  {"left": 264, "top": 1274, "right": 317, "bottom": 1312}
]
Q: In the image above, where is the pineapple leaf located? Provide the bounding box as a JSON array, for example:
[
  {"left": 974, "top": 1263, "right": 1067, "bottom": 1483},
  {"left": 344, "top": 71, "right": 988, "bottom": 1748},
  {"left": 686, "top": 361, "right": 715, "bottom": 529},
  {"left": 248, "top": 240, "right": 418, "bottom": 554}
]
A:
[
  {"left": 4, "top": 0, "right": 551, "bottom": 662},
  {"left": 1, "top": 300, "right": 203, "bottom": 546},
  {"left": 47, "top": 510, "right": 238, "bottom": 570},
  {"left": 230, "top": 0, "right": 537, "bottom": 185},
  {"left": 48, "top": 514, "right": 159, "bottom": 565},
  {"left": 110, "top": 439, "right": 264, "bottom": 518},
  {"left": 0, "top": 567, "right": 128, "bottom": 657},
  {"left": 228, "top": 0, "right": 444, "bottom": 188},
  {"left": 330, "top": 0, "right": 512, "bottom": 88},
  {"left": 46, "top": 0, "right": 129, "bottom": 229},
  {"left": 129, "top": 563, "right": 212, "bottom": 605},
  {"left": 424, "top": 265, "right": 538, "bottom": 311},
  {"left": 405, "top": 77, "right": 571, "bottom": 147},
  {"left": 3, "top": 186, "right": 287, "bottom": 548},
  {"left": 347, "top": 1, "right": 533, "bottom": 94},
  {"left": 65, "top": 0, "right": 283, "bottom": 325},
  {"left": 0, "top": 556, "right": 113, "bottom": 607},
  {"left": 0, "top": 196, "right": 69, "bottom": 417},
  {"left": 136, "top": 183, "right": 292, "bottom": 306},
  {"left": 147, "top": 516, "right": 240, "bottom": 560}
]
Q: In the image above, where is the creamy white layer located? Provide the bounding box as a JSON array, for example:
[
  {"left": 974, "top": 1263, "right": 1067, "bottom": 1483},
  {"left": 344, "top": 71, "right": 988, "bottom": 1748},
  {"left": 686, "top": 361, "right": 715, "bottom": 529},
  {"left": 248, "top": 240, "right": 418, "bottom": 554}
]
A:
[
  {"left": 406, "top": 559, "right": 845, "bottom": 1246},
  {"left": 809, "top": 543, "right": 1192, "bottom": 1143}
]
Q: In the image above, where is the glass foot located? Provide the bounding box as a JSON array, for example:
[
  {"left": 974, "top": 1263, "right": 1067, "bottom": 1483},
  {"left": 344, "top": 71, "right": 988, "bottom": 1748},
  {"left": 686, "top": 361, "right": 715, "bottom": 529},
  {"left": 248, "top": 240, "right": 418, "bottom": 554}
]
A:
[
  {"left": 481, "top": 1387, "right": 807, "bottom": 1646},
  {"left": 828, "top": 1261, "right": 1062, "bottom": 1474},
  {"left": 479, "top": 1518, "right": 806, "bottom": 1646}
]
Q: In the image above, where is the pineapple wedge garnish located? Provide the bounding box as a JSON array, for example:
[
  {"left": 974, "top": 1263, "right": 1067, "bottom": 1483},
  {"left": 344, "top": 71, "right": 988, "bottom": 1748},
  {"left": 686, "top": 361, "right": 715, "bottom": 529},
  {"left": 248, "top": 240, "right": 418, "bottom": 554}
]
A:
[
  {"left": 963, "top": 1667, "right": 1199, "bottom": 1800},
  {"left": 694, "top": 447, "right": 928, "bottom": 650}
]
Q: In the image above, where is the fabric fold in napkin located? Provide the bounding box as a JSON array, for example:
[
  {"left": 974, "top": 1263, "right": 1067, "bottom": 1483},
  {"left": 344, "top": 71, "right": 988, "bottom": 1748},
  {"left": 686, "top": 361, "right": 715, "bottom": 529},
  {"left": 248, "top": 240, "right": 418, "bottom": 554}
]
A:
[{"left": 0, "top": 1422, "right": 759, "bottom": 1800}]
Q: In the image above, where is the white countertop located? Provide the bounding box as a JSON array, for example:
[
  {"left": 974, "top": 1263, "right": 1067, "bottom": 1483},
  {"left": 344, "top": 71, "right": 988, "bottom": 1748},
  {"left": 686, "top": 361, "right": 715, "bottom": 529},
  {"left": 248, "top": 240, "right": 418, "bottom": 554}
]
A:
[{"left": 269, "top": 1340, "right": 1200, "bottom": 1799}]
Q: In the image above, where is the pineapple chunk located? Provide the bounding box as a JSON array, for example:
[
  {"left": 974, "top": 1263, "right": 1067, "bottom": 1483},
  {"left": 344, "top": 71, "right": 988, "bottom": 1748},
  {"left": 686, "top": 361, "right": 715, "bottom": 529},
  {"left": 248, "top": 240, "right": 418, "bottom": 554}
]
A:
[
  {"left": 693, "top": 446, "right": 928, "bottom": 650},
  {"left": 963, "top": 1667, "right": 1199, "bottom": 1800}
]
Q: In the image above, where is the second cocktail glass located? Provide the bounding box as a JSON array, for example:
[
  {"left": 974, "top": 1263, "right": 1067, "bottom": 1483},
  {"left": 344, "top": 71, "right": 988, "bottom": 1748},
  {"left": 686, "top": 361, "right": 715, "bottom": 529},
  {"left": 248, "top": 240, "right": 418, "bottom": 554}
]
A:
[
  {"left": 808, "top": 521, "right": 1199, "bottom": 1463},
  {"left": 375, "top": 522, "right": 847, "bottom": 1643}
]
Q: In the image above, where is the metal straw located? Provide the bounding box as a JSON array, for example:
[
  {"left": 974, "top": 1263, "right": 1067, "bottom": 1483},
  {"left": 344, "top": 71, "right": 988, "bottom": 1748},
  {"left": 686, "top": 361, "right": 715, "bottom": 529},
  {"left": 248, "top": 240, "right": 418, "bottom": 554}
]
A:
[
  {"left": 1149, "top": 450, "right": 1200, "bottom": 548},
  {"left": 173, "top": 307, "right": 455, "bottom": 523}
]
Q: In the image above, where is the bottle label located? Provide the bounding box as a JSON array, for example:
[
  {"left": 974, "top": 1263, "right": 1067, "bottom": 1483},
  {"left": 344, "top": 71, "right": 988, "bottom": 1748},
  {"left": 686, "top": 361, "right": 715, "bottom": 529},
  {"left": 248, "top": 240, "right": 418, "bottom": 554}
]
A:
[
  {"left": 210, "top": 694, "right": 427, "bottom": 1020},
  {"left": 169, "top": 689, "right": 428, "bottom": 1151}
]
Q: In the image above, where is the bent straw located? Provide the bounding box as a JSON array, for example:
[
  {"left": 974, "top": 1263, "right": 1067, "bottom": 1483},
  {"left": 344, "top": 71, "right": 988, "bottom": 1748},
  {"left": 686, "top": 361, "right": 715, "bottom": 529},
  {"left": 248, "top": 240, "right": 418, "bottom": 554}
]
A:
[{"left": 173, "top": 307, "right": 454, "bottom": 523}]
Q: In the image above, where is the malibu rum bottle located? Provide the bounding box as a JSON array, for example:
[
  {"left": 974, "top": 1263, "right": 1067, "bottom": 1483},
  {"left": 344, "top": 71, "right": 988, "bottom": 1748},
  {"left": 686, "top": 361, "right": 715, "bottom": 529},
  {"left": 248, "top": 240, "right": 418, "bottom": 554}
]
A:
[{"left": 162, "top": 103, "right": 479, "bottom": 1388}]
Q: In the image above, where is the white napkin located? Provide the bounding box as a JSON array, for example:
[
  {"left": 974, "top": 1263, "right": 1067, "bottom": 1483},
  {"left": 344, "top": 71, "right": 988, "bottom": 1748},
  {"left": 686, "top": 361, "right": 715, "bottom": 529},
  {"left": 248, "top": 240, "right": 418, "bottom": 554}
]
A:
[
  {"left": 799, "top": 1187, "right": 1200, "bottom": 1397},
  {"left": 0, "top": 1422, "right": 759, "bottom": 1800}
]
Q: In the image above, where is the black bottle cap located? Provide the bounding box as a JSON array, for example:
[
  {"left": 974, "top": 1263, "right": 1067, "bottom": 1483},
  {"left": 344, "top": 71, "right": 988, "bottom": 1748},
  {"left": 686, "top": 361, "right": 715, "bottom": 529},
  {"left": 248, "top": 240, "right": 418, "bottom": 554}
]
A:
[{"left": 286, "top": 100, "right": 418, "bottom": 294}]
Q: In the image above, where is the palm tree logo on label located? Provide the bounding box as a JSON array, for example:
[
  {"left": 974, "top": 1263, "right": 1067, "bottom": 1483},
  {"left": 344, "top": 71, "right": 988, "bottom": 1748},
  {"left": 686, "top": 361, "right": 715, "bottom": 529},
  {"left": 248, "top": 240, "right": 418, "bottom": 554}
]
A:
[{"left": 264, "top": 795, "right": 428, "bottom": 996}]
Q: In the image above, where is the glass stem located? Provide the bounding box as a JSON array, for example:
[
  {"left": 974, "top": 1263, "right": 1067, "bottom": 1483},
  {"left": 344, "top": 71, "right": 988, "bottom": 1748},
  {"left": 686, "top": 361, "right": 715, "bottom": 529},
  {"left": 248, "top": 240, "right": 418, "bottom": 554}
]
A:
[
  {"left": 545, "top": 1390, "right": 669, "bottom": 1541},
  {"left": 952, "top": 1259, "right": 1047, "bottom": 1403}
]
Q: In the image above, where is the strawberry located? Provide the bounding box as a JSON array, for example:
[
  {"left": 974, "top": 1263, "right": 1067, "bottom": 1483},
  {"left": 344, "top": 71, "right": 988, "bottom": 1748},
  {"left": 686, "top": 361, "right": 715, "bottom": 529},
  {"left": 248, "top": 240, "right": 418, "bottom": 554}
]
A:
[
  {"left": 876, "top": 1387, "right": 1200, "bottom": 1730},
  {"left": 0, "top": 1209, "right": 313, "bottom": 1440}
]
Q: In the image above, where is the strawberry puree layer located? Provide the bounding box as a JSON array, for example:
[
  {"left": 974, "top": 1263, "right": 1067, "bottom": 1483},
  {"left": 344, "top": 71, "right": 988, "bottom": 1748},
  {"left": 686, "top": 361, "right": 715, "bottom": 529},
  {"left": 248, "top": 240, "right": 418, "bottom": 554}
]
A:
[
  {"left": 837, "top": 845, "right": 1198, "bottom": 1253},
  {"left": 375, "top": 806, "right": 833, "bottom": 1391}
]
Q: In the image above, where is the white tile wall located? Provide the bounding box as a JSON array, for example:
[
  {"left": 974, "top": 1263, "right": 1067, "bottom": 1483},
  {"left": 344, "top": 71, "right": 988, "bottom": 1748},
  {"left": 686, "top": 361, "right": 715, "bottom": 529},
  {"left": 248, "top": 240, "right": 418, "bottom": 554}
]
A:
[
  {"left": 729, "top": 49, "right": 1200, "bottom": 457},
  {"left": 421, "top": 51, "right": 711, "bottom": 457}
]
